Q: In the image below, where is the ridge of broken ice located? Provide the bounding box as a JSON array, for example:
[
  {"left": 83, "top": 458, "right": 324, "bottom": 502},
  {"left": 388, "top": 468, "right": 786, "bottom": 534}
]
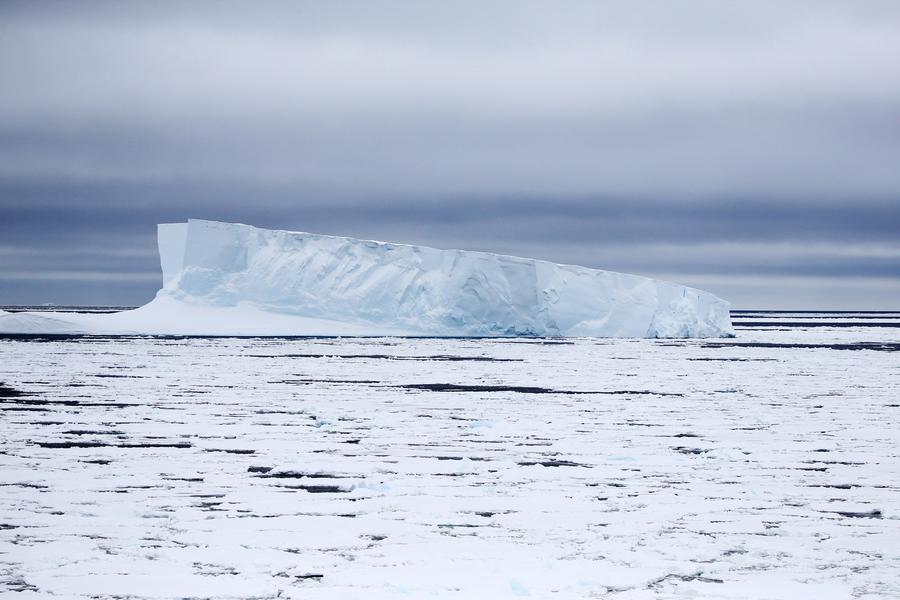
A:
[{"left": 0, "top": 219, "right": 733, "bottom": 337}]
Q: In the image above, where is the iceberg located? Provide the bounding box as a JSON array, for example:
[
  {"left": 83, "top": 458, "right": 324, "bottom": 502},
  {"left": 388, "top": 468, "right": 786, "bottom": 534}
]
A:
[{"left": 0, "top": 219, "right": 733, "bottom": 337}]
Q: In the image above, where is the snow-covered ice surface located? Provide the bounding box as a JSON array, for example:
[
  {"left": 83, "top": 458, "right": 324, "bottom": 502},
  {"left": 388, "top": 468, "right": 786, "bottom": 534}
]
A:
[
  {"left": 0, "top": 220, "right": 734, "bottom": 338},
  {"left": 1, "top": 313, "right": 898, "bottom": 599}
]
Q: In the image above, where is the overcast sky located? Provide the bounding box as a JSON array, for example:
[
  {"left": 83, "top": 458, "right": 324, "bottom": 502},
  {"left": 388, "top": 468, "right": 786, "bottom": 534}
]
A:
[{"left": 1, "top": 0, "right": 899, "bottom": 308}]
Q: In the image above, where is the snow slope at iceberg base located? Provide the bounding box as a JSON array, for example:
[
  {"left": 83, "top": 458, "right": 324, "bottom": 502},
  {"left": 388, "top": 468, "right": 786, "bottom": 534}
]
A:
[
  {"left": 0, "top": 299, "right": 418, "bottom": 337},
  {"left": 0, "top": 219, "right": 734, "bottom": 337}
]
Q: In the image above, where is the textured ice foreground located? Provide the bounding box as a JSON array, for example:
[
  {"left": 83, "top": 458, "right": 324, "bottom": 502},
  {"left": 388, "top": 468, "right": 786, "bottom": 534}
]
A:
[
  {"left": 0, "top": 219, "right": 733, "bottom": 337},
  {"left": 1, "top": 315, "right": 898, "bottom": 599}
]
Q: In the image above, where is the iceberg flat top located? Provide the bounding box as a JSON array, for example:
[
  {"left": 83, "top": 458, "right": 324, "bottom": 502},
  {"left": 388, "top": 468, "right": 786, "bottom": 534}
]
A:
[{"left": 0, "top": 219, "right": 733, "bottom": 337}]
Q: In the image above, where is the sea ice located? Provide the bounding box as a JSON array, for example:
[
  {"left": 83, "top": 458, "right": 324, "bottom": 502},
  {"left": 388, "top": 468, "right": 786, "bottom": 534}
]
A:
[{"left": 1, "top": 317, "right": 897, "bottom": 598}]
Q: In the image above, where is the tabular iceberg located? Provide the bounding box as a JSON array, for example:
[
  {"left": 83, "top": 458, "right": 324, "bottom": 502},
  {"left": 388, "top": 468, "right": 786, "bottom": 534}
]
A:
[{"left": 0, "top": 219, "right": 733, "bottom": 337}]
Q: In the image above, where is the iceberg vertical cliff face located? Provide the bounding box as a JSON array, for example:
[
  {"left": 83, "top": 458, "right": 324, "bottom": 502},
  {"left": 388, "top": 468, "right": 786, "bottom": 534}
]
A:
[
  {"left": 157, "top": 222, "right": 188, "bottom": 287},
  {"left": 149, "top": 219, "right": 732, "bottom": 337}
]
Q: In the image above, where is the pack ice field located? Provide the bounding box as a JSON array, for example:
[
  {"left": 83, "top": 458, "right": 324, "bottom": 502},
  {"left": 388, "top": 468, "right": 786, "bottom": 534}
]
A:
[{"left": 1, "top": 312, "right": 898, "bottom": 599}]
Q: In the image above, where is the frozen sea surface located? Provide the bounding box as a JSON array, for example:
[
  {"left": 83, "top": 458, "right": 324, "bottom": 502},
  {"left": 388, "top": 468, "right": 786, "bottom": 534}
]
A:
[{"left": 1, "top": 312, "right": 898, "bottom": 599}]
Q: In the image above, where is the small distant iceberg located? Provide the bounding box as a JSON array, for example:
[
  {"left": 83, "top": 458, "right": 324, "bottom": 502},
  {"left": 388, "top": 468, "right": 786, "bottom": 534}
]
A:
[{"left": 0, "top": 219, "right": 733, "bottom": 337}]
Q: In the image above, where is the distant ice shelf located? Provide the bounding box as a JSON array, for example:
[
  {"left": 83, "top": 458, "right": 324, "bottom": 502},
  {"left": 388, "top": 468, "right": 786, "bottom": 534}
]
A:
[{"left": 0, "top": 219, "right": 734, "bottom": 337}]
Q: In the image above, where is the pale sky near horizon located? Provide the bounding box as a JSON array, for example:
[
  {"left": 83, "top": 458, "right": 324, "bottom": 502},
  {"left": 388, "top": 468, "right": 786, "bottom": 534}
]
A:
[{"left": 1, "top": 1, "right": 899, "bottom": 309}]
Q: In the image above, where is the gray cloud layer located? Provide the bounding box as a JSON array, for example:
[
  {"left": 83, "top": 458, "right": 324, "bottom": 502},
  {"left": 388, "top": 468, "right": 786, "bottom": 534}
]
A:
[{"left": 1, "top": 1, "right": 899, "bottom": 308}]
